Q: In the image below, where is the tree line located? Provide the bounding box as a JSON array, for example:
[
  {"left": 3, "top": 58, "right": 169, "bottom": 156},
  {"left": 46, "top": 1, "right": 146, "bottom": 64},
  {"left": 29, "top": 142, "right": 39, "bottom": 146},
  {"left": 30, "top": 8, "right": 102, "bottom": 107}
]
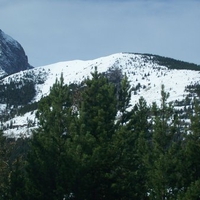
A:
[{"left": 0, "top": 68, "right": 200, "bottom": 199}]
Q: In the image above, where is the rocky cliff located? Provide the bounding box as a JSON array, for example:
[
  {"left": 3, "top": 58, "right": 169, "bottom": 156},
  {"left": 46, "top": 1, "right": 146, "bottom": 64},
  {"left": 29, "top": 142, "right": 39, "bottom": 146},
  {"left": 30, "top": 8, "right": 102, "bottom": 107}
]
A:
[{"left": 0, "top": 29, "right": 32, "bottom": 78}]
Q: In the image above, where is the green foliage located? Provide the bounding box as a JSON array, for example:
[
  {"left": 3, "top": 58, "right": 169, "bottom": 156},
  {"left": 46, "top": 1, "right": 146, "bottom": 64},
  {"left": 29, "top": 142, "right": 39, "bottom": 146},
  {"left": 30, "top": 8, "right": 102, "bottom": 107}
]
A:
[
  {"left": 79, "top": 67, "right": 117, "bottom": 140},
  {"left": 178, "top": 180, "right": 200, "bottom": 200},
  {"left": 25, "top": 73, "right": 76, "bottom": 200},
  {"left": 179, "top": 99, "right": 200, "bottom": 196},
  {"left": 141, "top": 53, "right": 200, "bottom": 70},
  {"left": 117, "top": 74, "right": 132, "bottom": 126},
  {"left": 17, "top": 102, "right": 38, "bottom": 116},
  {"left": 8, "top": 143, "right": 28, "bottom": 200},
  {"left": 0, "top": 79, "right": 36, "bottom": 106},
  {"left": 128, "top": 97, "right": 152, "bottom": 199},
  {"left": 0, "top": 133, "right": 29, "bottom": 199},
  {"left": 144, "top": 85, "right": 183, "bottom": 199},
  {"left": 2, "top": 69, "right": 200, "bottom": 199},
  {"left": 0, "top": 131, "right": 10, "bottom": 197},
  {"left": 71, "top": 68, "right": 118, "bottom": 199},
  {"left": 36, "top": 73, "right": 72, "bottom": 135}
]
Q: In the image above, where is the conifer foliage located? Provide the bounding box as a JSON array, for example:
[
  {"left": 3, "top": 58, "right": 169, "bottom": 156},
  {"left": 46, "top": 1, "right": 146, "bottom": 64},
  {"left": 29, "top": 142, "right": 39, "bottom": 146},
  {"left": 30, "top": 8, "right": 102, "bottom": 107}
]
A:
[
  {"left": 1, "top": 69, "right": 200, "bottom": 199},
  {"left": 145, "top": 85, "right": 182, "bottom": 199},
  {"left": 25, "top": 73, "right": 76, "bottom": 200}
]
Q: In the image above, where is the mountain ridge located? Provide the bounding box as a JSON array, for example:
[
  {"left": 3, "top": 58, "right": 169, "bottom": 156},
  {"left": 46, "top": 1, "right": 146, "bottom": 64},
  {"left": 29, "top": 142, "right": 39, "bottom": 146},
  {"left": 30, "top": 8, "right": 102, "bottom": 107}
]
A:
[
  {"left": 1, "top": 29, "right": 200, "bottom": 137},
  {"left": 1, "top": 52, "right": 200, "bottom": 137},
  {"left": 3, "top": 52, "right": 200, "bottom": 103}
]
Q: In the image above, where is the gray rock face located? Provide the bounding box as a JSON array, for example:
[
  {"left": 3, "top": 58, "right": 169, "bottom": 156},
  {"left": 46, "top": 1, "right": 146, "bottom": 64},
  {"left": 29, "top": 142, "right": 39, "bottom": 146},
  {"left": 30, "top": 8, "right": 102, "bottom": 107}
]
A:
[{"left": 0, "top": 29, "right": 32, "bottom": 78}]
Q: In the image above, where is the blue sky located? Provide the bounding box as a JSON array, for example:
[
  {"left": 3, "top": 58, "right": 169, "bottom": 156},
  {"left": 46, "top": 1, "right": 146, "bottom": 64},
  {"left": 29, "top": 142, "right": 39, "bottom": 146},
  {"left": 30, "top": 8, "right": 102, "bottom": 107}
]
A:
[{"left": 0, "top": 0, "right": 200, "bottom": 67}]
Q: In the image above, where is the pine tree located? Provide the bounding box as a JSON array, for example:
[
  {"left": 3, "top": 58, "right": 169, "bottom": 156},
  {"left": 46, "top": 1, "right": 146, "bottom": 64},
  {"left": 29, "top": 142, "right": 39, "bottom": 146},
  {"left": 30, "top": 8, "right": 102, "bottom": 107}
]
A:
[
  {"left": 130, "top": 97, "right": 152, "bottom": 199},
  {"left": 9, "top": 156, "right": 26, "bottom": 200},
  {"left": 25, "top": 74, "right": 76, "bottom": 200},
  {"left": 178, "top": 180, "right": 200, "bottom": 200},
  {"left": 0, "top": 131, "right": 10, "bottom": 198},
  {"left": 117, "top": 74, "right": 132, "bottom": 126},
  {"left": 146, "top": 85, "right": 182, "bottom": 199},
  {"left": 79, "top": 67, "right": 117, "bottom": 140},
  {"left": 71, "top": 68, "right": 118, "bottom": 200},
  {"left": 179, "top": 99, "right": 200, "bottom": 198},
  {"left": 35, "top": 73, "right": 72, "bottom": 136},
  {"left": 0, "top": 132, "right": 26, "bottom": 200},
  {"left": 102, "top": 78, "right": 136, "bottom": 200}
]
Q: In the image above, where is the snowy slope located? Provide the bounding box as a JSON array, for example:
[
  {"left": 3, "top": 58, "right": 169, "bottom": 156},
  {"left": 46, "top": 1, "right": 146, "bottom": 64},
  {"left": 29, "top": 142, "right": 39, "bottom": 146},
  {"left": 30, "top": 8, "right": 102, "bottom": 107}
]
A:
[
  {"left": 2, "top": 52, "right": 200, "bottom": 137},
  {"left": 23, "top": 53, "right": 200, "bottom": 104}
]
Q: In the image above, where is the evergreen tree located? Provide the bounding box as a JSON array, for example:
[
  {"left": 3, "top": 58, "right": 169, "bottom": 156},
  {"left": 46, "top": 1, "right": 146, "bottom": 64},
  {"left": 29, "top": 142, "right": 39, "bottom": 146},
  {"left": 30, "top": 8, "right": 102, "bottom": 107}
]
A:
[
  {"left": 179, "top": 99, "right": 200, "bottom": 198},
  {"left": 79, "top": 67, "right": 117, "bottom": 140},
  {"left": 101, "top": 81, "right": 145, "bottom": 200},
  {"left": 72, "top": 68, "right": 118, "bottom": 200},
  {"left": 108, "top": 97, "right": 152, "bottom": 199},
  {"left": 25, "top": 74, "right": 76, "bottom": 200},
  {"left": 0, "top": 131, "right": 10, "bottom": 198},
  {"left": 117, "top": 74, "right": 132, "bottom": 126},
  {"left": 35, "top": 73, "right": 72, "bottom": 136},
  {"left": 9, "top": 156, "right": 26, "bottom": 200},
  {"left": 178, "top": 180, "right": 200, "bottom": 200},
  {"left": 0, "top": 133, "right": 27, "bottom": 200},
  {"left": 145, "top": 85, "right": 182, "bottom": 199},
  {"left": 129, "top": 97, "right": 152, "bottom": 199}
]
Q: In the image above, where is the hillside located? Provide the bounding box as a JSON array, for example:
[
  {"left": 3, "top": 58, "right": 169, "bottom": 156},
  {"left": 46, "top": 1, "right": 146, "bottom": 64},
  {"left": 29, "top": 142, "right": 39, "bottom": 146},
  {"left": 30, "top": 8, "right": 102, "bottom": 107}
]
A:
[
  {"left": 0, "top": 29, "right": 32, "bottom": 78},
  {"left": 0, "top": 52, "right": 200, "bottom": 137}
]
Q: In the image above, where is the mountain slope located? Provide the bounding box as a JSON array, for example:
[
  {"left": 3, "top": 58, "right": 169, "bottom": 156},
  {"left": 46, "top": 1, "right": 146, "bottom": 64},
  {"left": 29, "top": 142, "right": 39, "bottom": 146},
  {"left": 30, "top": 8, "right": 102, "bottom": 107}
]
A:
[
  {"left": 0, "top": 29, "right": 32, "bottom": 78},
  {"left": 1, "top": 52, "right": 200, "bottom": 137}
]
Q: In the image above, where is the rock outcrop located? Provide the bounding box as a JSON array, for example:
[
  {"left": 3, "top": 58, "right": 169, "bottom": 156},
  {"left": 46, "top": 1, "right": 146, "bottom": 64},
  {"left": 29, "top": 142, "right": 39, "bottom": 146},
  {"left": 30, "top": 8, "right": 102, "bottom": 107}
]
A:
[{"left": 0, "top": 29, "right": 32, "bottom": 78}]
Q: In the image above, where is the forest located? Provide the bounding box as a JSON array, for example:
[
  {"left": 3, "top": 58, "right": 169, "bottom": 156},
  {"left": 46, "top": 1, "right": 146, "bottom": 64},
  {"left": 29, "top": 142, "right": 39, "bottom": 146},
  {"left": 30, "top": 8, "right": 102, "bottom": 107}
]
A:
[{"left": 0, "top": 68, "right": 200, "bottom": 200}]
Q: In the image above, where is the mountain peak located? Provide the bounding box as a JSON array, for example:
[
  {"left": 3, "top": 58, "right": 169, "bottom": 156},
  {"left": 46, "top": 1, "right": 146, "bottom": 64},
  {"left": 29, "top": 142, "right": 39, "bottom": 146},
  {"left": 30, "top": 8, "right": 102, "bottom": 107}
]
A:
[
  {"left": 0, "top": 29, "right": 32, "bottom": 78},
  {"left": 1, "top": 52, "right": 200, "bottom": 137}
]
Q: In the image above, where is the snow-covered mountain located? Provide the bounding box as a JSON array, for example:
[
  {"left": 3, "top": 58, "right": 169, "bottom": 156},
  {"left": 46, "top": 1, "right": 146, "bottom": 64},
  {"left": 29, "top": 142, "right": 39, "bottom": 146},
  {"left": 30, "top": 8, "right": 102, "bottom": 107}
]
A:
[
  {"left": 1, "top": 52, "right": 200, "bottom": 137},
  {"left": 0, "top": 29, "right": 32, "bottom": 78}
]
